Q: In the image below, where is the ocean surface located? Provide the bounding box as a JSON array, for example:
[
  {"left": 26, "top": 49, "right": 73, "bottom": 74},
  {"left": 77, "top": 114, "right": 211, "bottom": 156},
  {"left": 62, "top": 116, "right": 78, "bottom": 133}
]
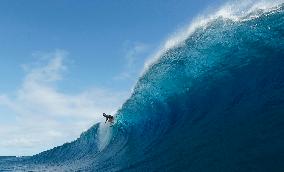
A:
[{"left": 1, "top": 1, "right": 284, "bottom": 172}]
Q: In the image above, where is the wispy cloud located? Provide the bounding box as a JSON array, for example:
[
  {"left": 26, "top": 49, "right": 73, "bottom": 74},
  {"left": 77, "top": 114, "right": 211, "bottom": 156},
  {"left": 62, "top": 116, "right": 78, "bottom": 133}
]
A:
[
  {"left": 0, "top": 50, "right": 127, "bottom": 156},
  {"left": 125, "top": 42, "right": 148, "bottom": 68},
  {"left": 114, "top": 42, "right": 149, "bottom": 80}
]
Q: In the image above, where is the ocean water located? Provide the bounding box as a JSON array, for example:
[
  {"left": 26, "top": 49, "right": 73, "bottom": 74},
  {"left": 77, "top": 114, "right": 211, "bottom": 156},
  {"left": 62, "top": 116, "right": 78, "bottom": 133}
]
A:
[{"left": 1, "top": 1, "right": 284, "bottom": 172}]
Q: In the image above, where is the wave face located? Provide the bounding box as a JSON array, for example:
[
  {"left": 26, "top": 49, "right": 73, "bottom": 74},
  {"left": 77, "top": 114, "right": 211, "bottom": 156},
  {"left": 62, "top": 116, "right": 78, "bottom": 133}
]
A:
[{"left": 1, "top": 2, "right": 284, "bottom": 172}]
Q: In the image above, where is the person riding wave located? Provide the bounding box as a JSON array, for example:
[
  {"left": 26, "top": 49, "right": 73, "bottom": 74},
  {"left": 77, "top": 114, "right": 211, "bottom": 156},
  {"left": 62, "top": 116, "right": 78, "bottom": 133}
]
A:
[{"left": 103, "top": 113, "right": 114, "bottom": 124}]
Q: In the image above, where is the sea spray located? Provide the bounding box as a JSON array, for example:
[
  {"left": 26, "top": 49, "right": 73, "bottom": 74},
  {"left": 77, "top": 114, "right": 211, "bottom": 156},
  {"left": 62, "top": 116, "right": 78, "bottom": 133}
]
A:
[{"left": 97, "top": 122, "right": 112, "bottom": 151}]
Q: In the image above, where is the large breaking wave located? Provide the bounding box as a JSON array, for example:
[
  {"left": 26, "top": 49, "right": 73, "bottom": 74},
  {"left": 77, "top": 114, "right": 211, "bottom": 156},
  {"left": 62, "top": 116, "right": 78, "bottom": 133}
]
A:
[{"left": 1, "top": 1, "right": 284, "bottom": 171}]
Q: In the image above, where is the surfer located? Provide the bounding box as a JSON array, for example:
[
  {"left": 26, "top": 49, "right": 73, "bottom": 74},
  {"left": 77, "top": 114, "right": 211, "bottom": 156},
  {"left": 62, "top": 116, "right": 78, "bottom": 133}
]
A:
[{"left": 103, "top": 113, "right": 114, "bottom": 124}]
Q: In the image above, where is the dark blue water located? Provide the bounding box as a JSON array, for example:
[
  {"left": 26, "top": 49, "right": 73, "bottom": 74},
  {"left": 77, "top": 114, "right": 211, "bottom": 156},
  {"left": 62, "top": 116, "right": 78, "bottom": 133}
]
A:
[{"left": 1, "top": 2, "right": 284, "bottom": 172}]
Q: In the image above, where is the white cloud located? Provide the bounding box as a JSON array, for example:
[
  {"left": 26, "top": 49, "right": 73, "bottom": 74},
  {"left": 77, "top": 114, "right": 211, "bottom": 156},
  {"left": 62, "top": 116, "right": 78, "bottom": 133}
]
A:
[
  {"left": 0, "top": 50, "right": 128, "bottom": 156},
  {"left": 125, "top": 42, "right": 148, "bottom": 68},
  {"left": 114, "top": 42, "right": 149, "bottom": 81}
]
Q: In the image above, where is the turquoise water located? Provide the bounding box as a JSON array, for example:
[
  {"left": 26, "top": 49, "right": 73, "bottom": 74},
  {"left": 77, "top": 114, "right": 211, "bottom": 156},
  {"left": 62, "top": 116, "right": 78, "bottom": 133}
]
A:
[{"left": 1, "top": 2, "right": 284, "bottom": 172}]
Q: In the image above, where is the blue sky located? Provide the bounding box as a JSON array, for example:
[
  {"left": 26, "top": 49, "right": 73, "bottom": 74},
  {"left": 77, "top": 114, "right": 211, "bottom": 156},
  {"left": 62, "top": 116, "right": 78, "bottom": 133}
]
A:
[{"left": 0, "top": 0, "right": 225, "bottom": 156}]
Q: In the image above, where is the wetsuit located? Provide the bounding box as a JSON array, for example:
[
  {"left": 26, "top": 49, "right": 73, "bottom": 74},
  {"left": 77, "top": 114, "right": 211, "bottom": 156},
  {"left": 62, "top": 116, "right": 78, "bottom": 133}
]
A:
[{"left": 103, "top": 114, "right": 114, "bottom": 123}]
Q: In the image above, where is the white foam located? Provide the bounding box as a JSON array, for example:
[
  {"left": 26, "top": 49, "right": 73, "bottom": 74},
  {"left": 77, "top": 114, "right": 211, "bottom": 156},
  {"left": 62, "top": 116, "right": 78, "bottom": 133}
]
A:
[
  {"left": 97, "top": 122, "right": 112, "bottom": 151},
  {"left": 142, "top": 0, "right": 283, "bottom": 74}
]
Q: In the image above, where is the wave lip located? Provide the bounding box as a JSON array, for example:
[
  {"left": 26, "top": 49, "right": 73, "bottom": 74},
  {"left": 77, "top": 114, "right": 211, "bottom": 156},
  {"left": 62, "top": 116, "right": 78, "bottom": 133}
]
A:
[{"left": 143, "top": 0, "right": 284, "bottom": 72}]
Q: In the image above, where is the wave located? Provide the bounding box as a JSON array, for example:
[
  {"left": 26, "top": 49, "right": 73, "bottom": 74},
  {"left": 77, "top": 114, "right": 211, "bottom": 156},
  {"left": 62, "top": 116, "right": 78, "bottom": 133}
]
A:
[{"left": 1, "top": 1, "right": 284, "bottom": 171}]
